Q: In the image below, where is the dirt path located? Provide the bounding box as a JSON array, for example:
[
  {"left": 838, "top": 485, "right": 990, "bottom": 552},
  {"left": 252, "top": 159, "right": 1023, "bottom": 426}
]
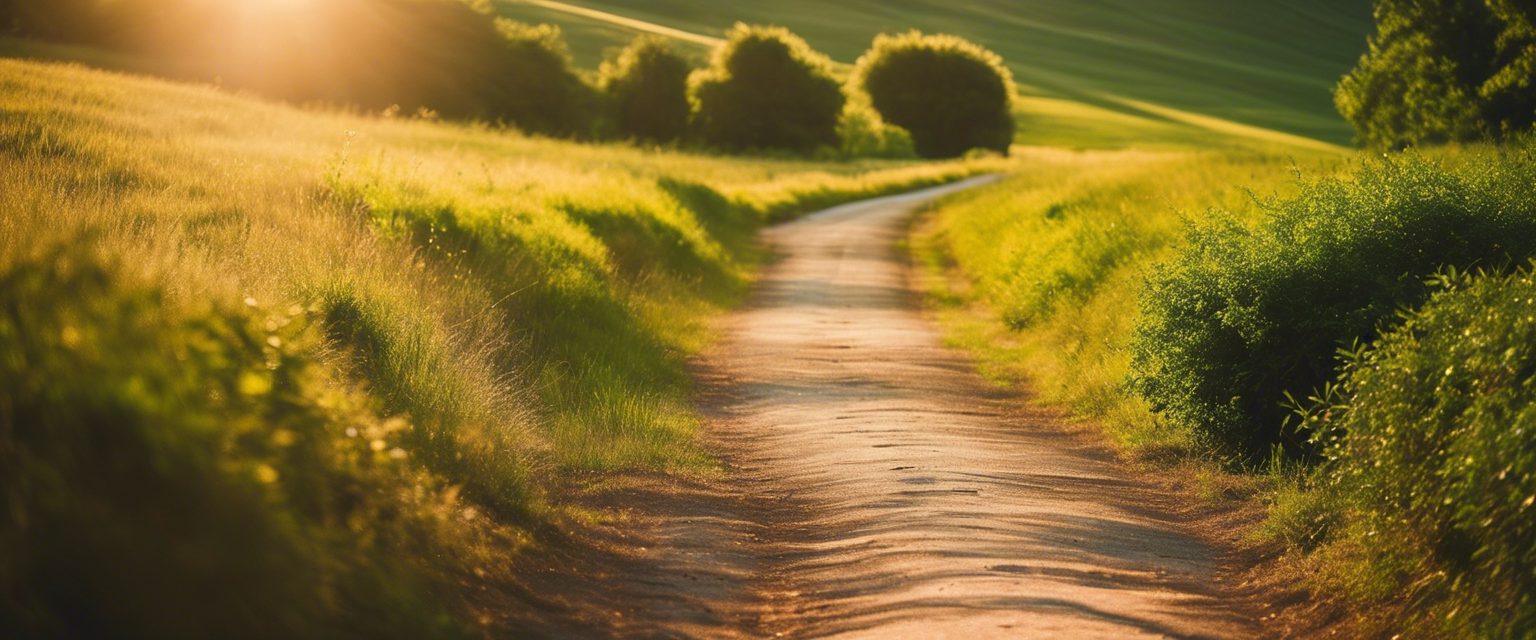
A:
[{"left": 532, "top": 178, "right": 1260, "bottom": 639}]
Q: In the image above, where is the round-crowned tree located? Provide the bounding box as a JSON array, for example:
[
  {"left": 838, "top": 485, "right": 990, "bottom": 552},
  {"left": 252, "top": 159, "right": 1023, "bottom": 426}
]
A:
[
  {"left": 490, "top": 19, "right": 602, "bottom": 138},
  {"left": 851, "top": 31, "right": 1015, "bottom": 159},
  {"left": 689, "top": 23, "right": 844, "bottom": 153},
  {"left": 600, "top": 36, "right": 692, "bottom": 143},
  {"left": 1335, "top": 0, "right": 1536, "bottom": 149}
]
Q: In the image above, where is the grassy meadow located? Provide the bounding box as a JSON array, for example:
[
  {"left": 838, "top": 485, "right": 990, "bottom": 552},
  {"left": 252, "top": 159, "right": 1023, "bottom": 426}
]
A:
[
  {"left": 910, "top": 144, "right": 1347, "bottom": 462},
  {"left": 0, "top": 55, "right": 997, "bottom": 635},
  {"left": 492, "top": 0, "right": 1372, "bottom": 146}
]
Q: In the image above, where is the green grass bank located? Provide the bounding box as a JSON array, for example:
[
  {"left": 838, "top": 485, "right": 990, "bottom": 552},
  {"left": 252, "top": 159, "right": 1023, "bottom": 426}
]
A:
[
  {"left": 914, "top": 142, "right": 1536, "bottom": 636},
  {"left": 0, "top": 56, "right": 997, "bottom": 637}
]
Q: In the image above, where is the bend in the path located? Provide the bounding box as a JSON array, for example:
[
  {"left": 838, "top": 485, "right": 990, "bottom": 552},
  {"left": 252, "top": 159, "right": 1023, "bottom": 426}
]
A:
[{"left": 695, "top": 177, "right": 1257, "bottom": 639}]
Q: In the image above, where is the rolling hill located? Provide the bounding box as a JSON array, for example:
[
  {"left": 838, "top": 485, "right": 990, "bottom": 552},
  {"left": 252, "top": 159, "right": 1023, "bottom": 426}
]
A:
[{"left": 493, "top": 0, "right": 1374, "bottom": 146}]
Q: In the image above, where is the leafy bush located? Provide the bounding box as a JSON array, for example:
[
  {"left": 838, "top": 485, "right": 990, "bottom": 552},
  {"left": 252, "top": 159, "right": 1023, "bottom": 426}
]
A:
[
  {"left": 0, "top": 245, "right": 469, "bottom": 638},
  {"left": 600, "top": 36, "right": 692, "bottom": 144},
  {"left": 1319, "top": 269, "right": 1536, "bottom": 635},
  {"left": 688, "top": 23, "right": 844, "bottom": 153},
  {"left": 836, "top": 101, "right": 917, "bottom": 159},
  {"left": 1131, "top": 148, "right": 1536, "bottom": 461},
  {"left": 850, "top": 31, "right": 1014, "bottom": 159},
  {"left": 491, "top": 18, "right": 602, "bottom": 137},
  {"left": 1336, "top": 0, "right": 1536, "bottom": 148},
  {"left": 2, "top": 0, "right": 602, "bottom": 135}
]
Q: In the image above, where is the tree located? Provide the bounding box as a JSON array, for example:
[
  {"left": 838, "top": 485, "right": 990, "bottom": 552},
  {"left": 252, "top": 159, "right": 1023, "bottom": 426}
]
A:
[
  {"left": 490, "top": 19, "right": 602, "bottom": 137},
  {"left": 599, "top": 36, "right": 691, "bottom": 144},
  {"left": 1336, "top": 0, "right": 1536, "bottom": 148},
  {"left": 850, "top": 31, "right": 1014, "bottom": 159},
  {"left": 688, "top": 23, "right": 844, "bottom": 153},
  {"left": 1482, "top": 0, "right": 1536, "bottom": 127}
]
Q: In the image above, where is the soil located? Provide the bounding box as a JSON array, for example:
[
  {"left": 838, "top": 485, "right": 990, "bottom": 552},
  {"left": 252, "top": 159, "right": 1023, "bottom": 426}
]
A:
[{"left": 505, "top": 178, "right": 1275, "bottom": 639}]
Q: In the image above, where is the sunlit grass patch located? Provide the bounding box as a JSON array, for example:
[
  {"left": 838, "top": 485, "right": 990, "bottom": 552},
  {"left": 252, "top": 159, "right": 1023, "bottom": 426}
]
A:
[
  {"left": 0, "top": 244, "right": 484, "bottom": 637},
  {"left": 912, "top": 146, "right": 1342, "bottom": 459},
  {"left": 0, "top": 55, "right": 992, "bottom": 635}
]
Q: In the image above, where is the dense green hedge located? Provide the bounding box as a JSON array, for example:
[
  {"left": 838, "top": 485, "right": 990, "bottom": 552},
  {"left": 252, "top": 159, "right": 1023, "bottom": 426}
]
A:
[
  {"left": 1131, "top": 148, "right": 1536, "bottom": 461},
  {"left": 1317, "top": 269, "right": 1536, "bottom": 635},
  {"left": 835, "top": 101, "right": 917, "bottom": 159},
  {"left": 600, "top": 36, "right": 692, "bottom": 144},
  {"left": 688, "top": 23, "right": 844, "bottom": 153},
  {"left": 851, "top": 31, "right": 1014, "bottom": 159}
]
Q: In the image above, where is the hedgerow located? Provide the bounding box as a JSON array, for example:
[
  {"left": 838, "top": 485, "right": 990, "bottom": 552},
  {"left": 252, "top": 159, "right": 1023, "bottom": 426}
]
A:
[
  {"left": 1131, "top": 146, "right": 1536, "bottom": 461},
  {"left": 1312, "top": 269, "right": 1536, "bottom": 636}
]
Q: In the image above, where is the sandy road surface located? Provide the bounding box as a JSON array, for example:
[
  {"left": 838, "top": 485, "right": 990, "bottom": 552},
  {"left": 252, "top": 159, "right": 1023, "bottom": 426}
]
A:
[{"left": 541, "top": 178, "right": 1259, "bottom": 639}]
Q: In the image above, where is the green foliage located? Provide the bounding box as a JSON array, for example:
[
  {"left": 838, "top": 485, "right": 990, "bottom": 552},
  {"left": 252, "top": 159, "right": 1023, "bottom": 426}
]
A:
[
  {"left": 835, "top": 101, "right": 916, "bottom": 160},
  {"left": 1336, "top": 0, "right": 1536, "bottom": 148},
  {"left": 0, "top": 56, "right": 991, "bottom": 636},
  {"left": 0, "top": 0, "right": 602, "bottom": 136},
  {"left": 326, "top": 154, "right": 739, "bottom": 475},
  {"left": 1319, "top": 270, "right": 1536, "bottom": 635},
  {"left": 309, "top": 275, "right": 540, "bottom": 521},
  {"left": 492, "top": 0, "right": 1373, "bottom": 146},
  {"left": 851, "top": 31, "right": 1015, "bottom": 159},
  {"left": 492, "top": 18, "right": 603, "bottom": 137},
  {"left": 600, "top": 36, "right": 692, "bottom": 144},
  {"left": 1131, "top": 148, "right": 1536, "bottom": 462},
  {"left": 688, "top": 23, "right": 844, "bottom": 153},
  {"left": 0, "top": 245, "right": 468, "bottom": 638},
  {"left": 1334, "top": 30, "right": 1486, "bottom": 148},
  {"left": 913, "top": 149, "right": 1324, "bottom": 458},
  {"left": 1483, "top": 0, "right": 1536, "bottom": 126}
]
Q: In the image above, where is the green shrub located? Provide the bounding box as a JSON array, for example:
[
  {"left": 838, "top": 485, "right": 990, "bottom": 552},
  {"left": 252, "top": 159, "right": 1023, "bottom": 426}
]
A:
[
  {"left": 1321, "top": 269, "right": 1536, "bottom": 635},
  {"left": 850, "top": 31, "right": 1014, "bottom": 159},
  {"left": 836, "top": 101, "right": 917, "bottom": 159},
  {"left": 2, "top": 0, "right": 603, "bottom": 135},
  {"left": 1131, "top": 148, "right": 1536, "bottom": 461},
  {"left": 1336, "top": 0, "right": 1536, "bottom": 148},
  {"left": 688, "top": 23, "right": 844, "bottom": 153},
  {"left": 0, "top": 245, "right": 467, "bottom": 638},
  {"left": 600, "top": 36, "right": 692, "bottom": 144},
  {"left": 491, "top": 18, "right": 602, "bottom": 137}
]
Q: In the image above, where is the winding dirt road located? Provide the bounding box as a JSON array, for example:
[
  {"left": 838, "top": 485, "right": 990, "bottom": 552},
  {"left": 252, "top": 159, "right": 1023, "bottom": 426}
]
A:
[{"left": 541, "top": 179, "right": 1260, "bottom": 639}]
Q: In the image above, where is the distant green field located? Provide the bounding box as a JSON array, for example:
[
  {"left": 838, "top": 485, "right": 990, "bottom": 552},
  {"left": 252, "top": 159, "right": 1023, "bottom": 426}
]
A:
[{"left": 494, "top": 0, "right": 1373, "bottom": 146}]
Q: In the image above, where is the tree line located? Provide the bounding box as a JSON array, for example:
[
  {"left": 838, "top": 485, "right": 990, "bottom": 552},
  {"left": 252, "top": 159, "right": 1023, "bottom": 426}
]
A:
[{"left": 1, "top": 0, "right": 1016, "bottom": 159}]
